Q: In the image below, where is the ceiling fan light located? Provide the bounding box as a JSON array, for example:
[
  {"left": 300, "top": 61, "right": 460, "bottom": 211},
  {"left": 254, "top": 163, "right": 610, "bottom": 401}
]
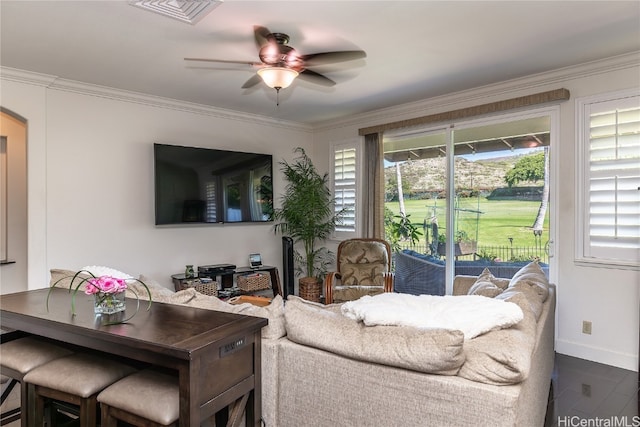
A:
[{"left": 257, "top": 67, "right": 299, "bottom": 89}]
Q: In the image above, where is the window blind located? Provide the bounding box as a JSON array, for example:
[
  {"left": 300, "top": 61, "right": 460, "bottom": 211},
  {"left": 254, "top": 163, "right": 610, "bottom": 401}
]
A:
[
  {"left": 585, "top": 95, "right": 640, "bottom": 262},
  {"left": 334, "top": 147, "right": 357, "bottom": 232}
]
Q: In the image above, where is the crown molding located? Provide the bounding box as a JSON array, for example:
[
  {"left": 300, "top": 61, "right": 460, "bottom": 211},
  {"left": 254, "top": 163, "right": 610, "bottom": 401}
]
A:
[
  {"left": 0, "top": 67, "right": 58, "bottom": 87},
  {"left": 311, "top": 51, "right": 640, "bottom": 133},
  {"left": 0, "top": 66, "right": 313, "bottom": 133}
]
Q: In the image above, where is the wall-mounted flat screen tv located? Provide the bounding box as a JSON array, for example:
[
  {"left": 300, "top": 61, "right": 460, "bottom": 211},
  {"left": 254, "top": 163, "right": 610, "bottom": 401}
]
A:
[{"left": 154, "top": 143, "right": 273, "bottom": 225}]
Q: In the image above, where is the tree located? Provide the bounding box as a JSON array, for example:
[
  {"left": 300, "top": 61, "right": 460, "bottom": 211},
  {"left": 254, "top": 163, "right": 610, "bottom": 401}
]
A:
[
  {"left": 504, "top": 151, "right": 545, "bottom": 187},
  {"left": 385, "top": 164, "right": 411, "bottom": 202},
  {"left": 273, "top": 148, "right": 345, "bottom": 281},
  {"left": 504, "top": 149, "right": 549, "bottom": 232},
  {"left": 396, "top": 163, "right": 406, "bottom": 215},
  {"left": 532, "top": 147, "right": 550, "bottom": 233}
]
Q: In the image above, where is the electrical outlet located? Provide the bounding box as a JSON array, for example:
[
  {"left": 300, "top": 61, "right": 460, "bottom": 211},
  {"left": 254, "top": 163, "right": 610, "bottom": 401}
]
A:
[{"left": 582, "top": 321, "right": 592, "bottom": 335}]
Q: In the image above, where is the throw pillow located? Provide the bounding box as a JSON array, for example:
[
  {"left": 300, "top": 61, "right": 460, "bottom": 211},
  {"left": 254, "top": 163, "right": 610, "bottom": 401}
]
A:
[
  {"left": 508, "top": 262, "right": 550, "bottom": 302},
  {"left": 284, "top": 296, "right": 465, "bottom": 375},
  {"left": 497, "top": 284, "right": 544, "bottom": 321},
  {"left": 80, "top": 265, "right": 133, "bottom": 279},
  {"left": 467, "top": 268, "right": 504, "bottom": 298}
]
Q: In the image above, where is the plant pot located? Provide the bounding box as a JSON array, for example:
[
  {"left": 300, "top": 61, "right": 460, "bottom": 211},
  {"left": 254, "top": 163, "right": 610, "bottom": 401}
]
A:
[{"left": 299, "top": 277, "right": 322, "bottom": 302}]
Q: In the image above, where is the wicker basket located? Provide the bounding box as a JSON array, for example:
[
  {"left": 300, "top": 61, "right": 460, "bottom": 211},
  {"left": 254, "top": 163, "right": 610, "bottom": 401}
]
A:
[
  {"left": 237, "top": 273, "right": 271, "bottom": 292},
  {"left": 179, "top": 279, "right": 219, "bottom": 297}
]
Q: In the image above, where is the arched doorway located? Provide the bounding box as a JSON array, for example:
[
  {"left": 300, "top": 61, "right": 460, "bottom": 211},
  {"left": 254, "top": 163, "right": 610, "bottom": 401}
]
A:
[{"left": 0, "top": 107, "right": 28, "bottom": 294}]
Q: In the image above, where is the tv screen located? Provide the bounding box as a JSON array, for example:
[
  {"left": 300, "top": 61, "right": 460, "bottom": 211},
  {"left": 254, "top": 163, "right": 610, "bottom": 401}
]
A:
[{"left": 154, "top": 143, "right": 273, "bottom": 225}]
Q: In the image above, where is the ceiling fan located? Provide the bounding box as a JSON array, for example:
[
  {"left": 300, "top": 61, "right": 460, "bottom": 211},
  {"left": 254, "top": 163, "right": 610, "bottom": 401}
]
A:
[{"left": 184, "top": 25, "right": 366, "bottom": 94}]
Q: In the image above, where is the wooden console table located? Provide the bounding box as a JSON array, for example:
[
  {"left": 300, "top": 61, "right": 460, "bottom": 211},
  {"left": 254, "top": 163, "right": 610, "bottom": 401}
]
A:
[
  {"left": 172, "top": 265, "right": 282, "bottom": 297},
  {"left": 0, "top": 288, "right": 267, "bottom": 426}
]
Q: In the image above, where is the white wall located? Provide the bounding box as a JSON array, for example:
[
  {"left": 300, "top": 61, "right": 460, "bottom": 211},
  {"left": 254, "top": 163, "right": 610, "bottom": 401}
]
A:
[
  {"left": 311, "top": 53, "right": 640, "bottom": 371},
  {"left": 0, "top": 69, "right": 313, "bottom": 291},
  {"left": 1, "top": 53, "right": 638, "bottom": 371}
]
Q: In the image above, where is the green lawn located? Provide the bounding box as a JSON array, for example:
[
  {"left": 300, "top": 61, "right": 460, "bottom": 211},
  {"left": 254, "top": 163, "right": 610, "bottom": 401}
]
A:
[{"left": 386, "top": 197, "right": 549, "bottom": 249}]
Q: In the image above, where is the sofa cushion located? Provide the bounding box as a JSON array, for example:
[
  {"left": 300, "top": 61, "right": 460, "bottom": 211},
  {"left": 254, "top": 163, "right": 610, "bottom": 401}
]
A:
[
  {"left": 284, "top": 296, "right": 465, "bottom": 375},
  {"left": 130, "top": 274, "right": 179, "bottom": 300},
  {"left": 467, "top": 268, "right": 505, "bottom": 298},
  {"left": 508, "top": 262, "right": 550, "bottom": 302},
  {"left": 50, "top": 269, "right": 92, "bottom": 292},
  {"left": 186, "top": 293, "right": 286, "bottom": 340},
  {"left": 458, "top": 287, "right": 538, "bottom": 385},
  {"left": 120, "top": 273, "right": 285, "bottom": 339}
]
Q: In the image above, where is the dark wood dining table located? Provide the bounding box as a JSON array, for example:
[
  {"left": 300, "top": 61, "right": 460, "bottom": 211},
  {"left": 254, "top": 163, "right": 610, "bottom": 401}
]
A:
[{"left": 0, "top": 287, "right": 267, "bottom": 426}]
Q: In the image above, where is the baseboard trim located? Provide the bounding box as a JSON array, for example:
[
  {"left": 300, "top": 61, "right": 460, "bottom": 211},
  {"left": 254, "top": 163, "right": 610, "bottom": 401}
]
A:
[{"left": 556, "top": 339, "right": 638, "bottom": 372}]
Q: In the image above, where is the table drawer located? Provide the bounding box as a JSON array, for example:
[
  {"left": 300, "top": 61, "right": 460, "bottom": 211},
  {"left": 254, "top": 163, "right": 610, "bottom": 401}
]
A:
[{"left": 199, "top": 335, "right": 255, "bottom": 402}]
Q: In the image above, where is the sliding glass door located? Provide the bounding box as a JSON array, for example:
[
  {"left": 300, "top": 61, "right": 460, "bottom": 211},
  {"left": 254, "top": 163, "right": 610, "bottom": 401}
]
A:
[{"left": 383, "top": 110, "right": 554, "bottom": 293}]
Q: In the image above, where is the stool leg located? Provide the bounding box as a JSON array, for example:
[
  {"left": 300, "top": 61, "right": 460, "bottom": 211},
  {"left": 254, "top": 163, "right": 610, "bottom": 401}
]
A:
[
  {"left": 20, "top": 380, "right": 28, "bottom": 427},
  {"left": 78, "top": 396, "right": 97, "bottom": 427},
  {"left": 100, "top": 403, "right": 117, "bottom": 427},
  {"left": 27, "top": 384, "right": 46, "bottom": 427}
]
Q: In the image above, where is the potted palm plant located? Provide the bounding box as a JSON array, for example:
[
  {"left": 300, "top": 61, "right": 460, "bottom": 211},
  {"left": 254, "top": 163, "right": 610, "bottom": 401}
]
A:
[{"left": 273, "top": 147, "right": 345, "bottom": 301}]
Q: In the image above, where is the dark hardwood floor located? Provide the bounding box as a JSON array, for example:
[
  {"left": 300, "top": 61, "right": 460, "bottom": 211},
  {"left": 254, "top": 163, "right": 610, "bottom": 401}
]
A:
[
  {"left": 3, "top": 352, "right": 638, "bottom": 426},
  {"left": 545, "top": 353, "right": 639, "bottom": 426}
]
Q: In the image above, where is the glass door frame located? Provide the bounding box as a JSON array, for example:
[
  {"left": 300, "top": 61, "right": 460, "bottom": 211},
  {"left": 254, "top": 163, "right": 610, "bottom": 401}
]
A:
[{"left": 442, "top": 106, "right": 559, "bottom": 293}]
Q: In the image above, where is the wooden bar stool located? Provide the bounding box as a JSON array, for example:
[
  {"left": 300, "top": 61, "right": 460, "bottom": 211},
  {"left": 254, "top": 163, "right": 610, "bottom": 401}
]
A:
[
  {"left": 0, "top": 335, "right": 73, "bottom": 427},
  {"left": 23, "top": 353, "right": 136, "bottom": 427},
  {"left": 97, "top": 369, "right": 179, "bottom": 427}
]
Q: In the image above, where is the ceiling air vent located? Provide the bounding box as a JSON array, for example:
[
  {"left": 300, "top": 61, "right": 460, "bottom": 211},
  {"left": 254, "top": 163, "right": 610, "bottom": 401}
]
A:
[{"left": 129, "top": 0, "right": 223, "bottom": 25}]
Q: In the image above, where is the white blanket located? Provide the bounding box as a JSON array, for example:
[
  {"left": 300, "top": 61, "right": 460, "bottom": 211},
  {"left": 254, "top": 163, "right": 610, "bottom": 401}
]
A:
[{"left": 341, "top": 293, "right": 523, "bottom": 340}]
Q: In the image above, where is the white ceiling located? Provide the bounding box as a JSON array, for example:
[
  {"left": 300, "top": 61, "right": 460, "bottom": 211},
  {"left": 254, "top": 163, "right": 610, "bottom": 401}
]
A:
[{"left": 1, "top": 1, "right": 639, "bottom": 125}]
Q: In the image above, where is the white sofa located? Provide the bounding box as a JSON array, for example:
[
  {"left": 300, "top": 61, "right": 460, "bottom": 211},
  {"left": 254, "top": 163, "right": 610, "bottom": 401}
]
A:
[
  {"left": 277, "top": 271, "right": 555, "bottom": 427},
  {"left": 51, "top": 261, "right": 555, "bottom": 427}
]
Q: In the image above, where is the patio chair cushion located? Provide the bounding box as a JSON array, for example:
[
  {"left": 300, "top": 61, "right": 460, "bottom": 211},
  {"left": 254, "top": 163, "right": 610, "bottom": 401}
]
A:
[{"left": 338, "top": 239, "right": 389, "bottom": 286}]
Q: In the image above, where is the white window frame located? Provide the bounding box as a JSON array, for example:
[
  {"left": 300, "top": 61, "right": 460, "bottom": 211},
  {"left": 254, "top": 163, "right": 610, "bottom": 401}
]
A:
[
  {"left": 576, "top": 88, "right": 640, "bottom": 269},
  {"left": 330, "top": 138, "right": 362, "bottom": 240}
]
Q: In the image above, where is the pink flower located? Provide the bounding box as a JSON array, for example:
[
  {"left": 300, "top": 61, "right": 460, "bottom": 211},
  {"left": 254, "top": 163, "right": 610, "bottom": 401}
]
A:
[{"left": 84, "top": 276, "right": 128, "bottom": 295}]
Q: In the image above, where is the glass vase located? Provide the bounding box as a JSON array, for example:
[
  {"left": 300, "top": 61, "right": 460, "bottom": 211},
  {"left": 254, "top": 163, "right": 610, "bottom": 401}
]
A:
[{"left": 94, "top": 292, "right": 126, "bottom": 315}]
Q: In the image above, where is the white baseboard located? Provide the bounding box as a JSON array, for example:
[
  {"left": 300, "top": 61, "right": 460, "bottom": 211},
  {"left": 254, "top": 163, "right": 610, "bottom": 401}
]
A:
[{"left": 556, "top": 339, "right": 638, "bottom": 372}]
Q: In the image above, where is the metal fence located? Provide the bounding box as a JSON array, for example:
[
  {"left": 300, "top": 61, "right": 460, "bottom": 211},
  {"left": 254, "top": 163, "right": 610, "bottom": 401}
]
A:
[{"left": 396, "top": 242, "right": 549, "bottom": 264}]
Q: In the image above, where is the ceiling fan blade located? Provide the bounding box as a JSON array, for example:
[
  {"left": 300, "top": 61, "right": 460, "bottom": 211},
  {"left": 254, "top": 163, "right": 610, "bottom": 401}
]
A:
[
  {"left": 301, "top": 50, "right": 366, "bottom": 67},
  {"left": 184, "top": 58, "right": 263, "bottom": 67},
  {"left": 242, "top": 74, "right": 263, "bottom": 89},
  {"left": 298, "top": 69, "right": 336, "bottom": 87},
  {"left": 253, "top": 25, "right": 272, "bottom": 50}
]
